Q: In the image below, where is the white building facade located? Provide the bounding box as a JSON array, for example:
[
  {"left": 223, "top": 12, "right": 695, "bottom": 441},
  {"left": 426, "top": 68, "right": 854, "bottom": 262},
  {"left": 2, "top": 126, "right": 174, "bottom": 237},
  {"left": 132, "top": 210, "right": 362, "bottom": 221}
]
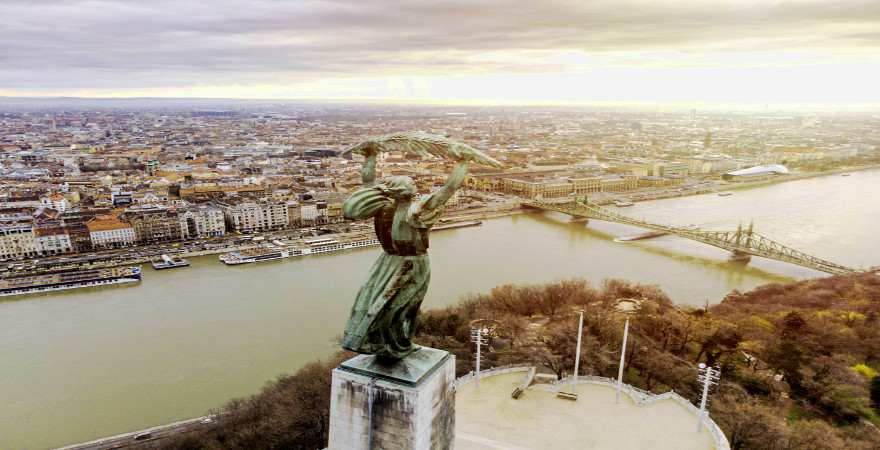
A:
[
  {"left": 87, "top": 219, "right": 136, "bottom": 249},
  {"left": 179, "top": 205, "right": 226, "bottom": 239},
  {"left": 40, "top": 194, "right": 70, "bottom": 212},
  {"left": 300, "top": 204, "right": 319, "bottom": 222},
  {"left": 34, "top": 228, "right": 73, "bottom": 256},
  {"left": 219, "top": 201, "right": 289, "bottom": 232}
]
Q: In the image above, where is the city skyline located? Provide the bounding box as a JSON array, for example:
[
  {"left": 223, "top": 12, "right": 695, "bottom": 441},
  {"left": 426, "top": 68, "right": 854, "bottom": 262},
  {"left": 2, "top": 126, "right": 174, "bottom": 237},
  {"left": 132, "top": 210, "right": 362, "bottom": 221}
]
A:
[{"left": 3, "top": 0, "right": 880, "bottom": 106}]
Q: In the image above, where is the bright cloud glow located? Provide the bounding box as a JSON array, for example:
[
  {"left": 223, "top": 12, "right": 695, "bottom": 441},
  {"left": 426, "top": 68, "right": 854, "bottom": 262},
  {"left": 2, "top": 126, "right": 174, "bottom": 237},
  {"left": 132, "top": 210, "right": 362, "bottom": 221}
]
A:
[{"left": 1, "top": 0, "right": 879, "bottom": 105}]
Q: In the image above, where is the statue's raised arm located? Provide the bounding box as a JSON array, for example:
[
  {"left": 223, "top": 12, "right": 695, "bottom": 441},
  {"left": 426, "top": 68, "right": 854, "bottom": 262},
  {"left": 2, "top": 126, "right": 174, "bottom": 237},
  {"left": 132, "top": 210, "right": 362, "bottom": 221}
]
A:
[
  {"left": 407, "top": 159, "right": 470, "bottom": 228},
  {"left": 344, "top": 131, "right": 502, "bottom": 169},
  {"left": 340, "top": 132, "right": 501, "bottom": 360},
  {"left": 342, "top": 131, "right": 501, "bottom": 223}
]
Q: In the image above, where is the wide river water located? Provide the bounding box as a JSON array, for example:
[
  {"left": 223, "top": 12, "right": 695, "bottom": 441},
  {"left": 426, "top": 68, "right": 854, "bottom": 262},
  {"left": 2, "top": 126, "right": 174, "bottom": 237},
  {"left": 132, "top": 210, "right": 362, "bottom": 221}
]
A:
[{"left": 2, "top": 170, "right": 878, "bottom": 449}]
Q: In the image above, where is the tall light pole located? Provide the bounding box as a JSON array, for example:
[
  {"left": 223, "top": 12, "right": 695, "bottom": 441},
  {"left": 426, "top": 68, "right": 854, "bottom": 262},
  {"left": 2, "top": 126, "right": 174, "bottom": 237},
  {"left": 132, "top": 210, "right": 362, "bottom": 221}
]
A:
[
  {"left": 573, "top": 310, "right": 584, "bottom": 388},
  {"left": 471, "top": 327, "right": 488, "bottom": 387},
  {"left": 559, "top": 310, "right": 585, "bottom": 400},
  {"left": 696, "top": 363, "right": 720, "bottom": 432},
  {"left": 615, "top": 318, "right": 629, "bottom": 403}
]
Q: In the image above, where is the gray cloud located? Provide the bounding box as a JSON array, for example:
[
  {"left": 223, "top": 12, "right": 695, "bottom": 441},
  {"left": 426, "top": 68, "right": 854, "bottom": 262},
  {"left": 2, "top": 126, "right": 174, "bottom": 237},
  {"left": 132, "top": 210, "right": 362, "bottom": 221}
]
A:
[{"left": 1, "top": 0, "right": 879, "bottom": 91}]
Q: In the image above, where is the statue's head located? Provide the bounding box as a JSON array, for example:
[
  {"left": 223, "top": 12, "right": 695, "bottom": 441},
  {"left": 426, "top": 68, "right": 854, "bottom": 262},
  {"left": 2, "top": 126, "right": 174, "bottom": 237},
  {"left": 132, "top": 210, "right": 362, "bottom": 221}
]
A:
[
  {"left": 382, "top": 176, "right": 417, "bottom": 201},
  {"left": 343, "top": 176, "right": 418, "bottom": 219}
]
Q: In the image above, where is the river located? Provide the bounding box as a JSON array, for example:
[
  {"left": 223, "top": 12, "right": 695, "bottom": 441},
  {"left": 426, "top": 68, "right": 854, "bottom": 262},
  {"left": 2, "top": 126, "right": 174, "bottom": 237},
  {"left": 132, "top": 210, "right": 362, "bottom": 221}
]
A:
[{"left": 1, "top": 169, "right": 878, "bottom": 449}]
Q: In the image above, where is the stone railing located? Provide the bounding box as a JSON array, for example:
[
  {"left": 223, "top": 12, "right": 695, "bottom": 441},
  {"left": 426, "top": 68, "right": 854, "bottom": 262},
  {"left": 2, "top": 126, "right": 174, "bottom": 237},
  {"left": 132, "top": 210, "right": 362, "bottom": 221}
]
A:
[
  {"left": 552, "top": 375, "right": 651, "bottom": 402},
  {"left": 554, "top": 375, "right": 730, "bottom": 450},
  {"left": 454, "top": 365, "right": 532, "bottom": 388},
  {"left": 456, "top": 368, "right": 730, "bottom": 450}
]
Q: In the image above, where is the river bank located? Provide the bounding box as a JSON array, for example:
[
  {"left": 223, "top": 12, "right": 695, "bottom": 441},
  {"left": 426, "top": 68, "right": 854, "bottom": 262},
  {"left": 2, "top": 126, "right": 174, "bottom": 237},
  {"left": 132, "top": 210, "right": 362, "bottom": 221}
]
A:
[
  {"left": 0, "top": 211, "right": 525, "bottom": 298},
  {"left": 5, "top": 164, "right": 874, "bottom": 280},
  {"left": 716, "top": 163, "right": 880, "bottom": 192},
  {"left": 0, "top": 210, "right": 516, "bottom": 282},
  {"left": 595, "top": 163, "right": 880, "bottom": 205}
]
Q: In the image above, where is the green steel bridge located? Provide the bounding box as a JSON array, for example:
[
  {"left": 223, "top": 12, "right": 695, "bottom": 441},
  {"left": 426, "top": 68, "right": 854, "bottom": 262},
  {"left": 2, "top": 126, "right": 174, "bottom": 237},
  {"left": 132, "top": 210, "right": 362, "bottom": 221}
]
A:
[{"left": 522, "top": 198, "right": 857, "bottom": 275}]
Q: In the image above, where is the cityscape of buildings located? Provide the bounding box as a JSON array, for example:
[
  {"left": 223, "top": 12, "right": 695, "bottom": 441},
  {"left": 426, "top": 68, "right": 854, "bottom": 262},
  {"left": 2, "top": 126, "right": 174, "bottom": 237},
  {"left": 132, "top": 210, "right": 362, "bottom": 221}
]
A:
[
  {"left": 0, "top": 103, "right": 877, "bottom": 264},
  {"left": 5, "top": 0, "right": 880, "bottom": 448}
]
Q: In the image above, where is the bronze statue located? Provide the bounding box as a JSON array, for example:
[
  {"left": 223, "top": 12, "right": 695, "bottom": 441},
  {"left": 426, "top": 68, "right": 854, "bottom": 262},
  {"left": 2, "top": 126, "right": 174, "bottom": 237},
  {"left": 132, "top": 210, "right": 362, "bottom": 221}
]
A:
[{"left": 341, "top": 132, "right": 502, "bottom": 360}]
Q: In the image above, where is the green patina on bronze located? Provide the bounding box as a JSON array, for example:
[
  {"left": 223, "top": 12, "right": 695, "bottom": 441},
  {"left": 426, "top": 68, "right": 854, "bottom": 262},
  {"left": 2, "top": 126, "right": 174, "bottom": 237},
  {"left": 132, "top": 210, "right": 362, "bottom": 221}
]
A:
[{"left": 340, "top": 132, "right": 502, "bottom": 360}]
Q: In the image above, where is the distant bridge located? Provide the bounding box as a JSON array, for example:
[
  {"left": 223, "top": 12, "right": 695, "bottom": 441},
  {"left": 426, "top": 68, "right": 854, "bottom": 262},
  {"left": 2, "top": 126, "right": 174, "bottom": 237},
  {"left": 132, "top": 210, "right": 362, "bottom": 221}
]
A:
[{"left": 522, "top": 199, "right": 857, "bottom": 275}]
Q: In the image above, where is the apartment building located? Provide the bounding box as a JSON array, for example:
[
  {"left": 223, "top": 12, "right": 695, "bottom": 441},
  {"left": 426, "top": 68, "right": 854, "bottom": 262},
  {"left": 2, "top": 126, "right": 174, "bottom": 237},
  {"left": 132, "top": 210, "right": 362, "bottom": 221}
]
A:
[
  {"left": 34, "top": 226, "right": 73, "bottom": 256},
  {"left": 126, "top": 207, "right": 182, "bottom": 244},
  {"left": 218, "top": 200, "right": 289, "bottom": 232},
  {"left": 0, "top": 223, "right": 38, "bottom": 261},
  {"left": 599, "top": 175, "right": 639, "bottom": 192},
  {"left": 40, "top": 194, "right": 70, "bottom": 212},
  {"left": 568, "top": 176, "right": 602, "bottom": 194},
  {"left": 86, "top": 216, "right": 136, "bottom": 249},
  {"left": 178, "top": 205, "right": 226, "bottom": 239}
]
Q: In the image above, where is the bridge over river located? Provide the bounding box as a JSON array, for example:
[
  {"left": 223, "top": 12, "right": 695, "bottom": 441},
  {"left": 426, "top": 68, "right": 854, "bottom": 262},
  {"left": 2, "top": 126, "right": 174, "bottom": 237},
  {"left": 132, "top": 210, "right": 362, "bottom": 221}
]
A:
[{"left": 523, "top": 198, "right": 858, "bottom": 275}]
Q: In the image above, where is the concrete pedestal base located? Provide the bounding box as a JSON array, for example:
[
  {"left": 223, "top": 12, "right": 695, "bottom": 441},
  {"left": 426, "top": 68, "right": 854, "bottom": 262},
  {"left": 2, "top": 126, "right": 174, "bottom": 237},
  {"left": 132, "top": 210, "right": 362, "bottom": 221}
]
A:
[{"left": 328, "top": 347, "right": 456, "bottom": 450}]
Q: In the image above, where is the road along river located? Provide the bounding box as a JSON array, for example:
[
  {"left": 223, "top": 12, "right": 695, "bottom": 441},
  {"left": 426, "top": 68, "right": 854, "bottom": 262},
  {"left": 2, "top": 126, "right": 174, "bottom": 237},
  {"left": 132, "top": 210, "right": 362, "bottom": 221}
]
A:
[{"left": 1, "top": 169, "right": 877, "bottom": 449}]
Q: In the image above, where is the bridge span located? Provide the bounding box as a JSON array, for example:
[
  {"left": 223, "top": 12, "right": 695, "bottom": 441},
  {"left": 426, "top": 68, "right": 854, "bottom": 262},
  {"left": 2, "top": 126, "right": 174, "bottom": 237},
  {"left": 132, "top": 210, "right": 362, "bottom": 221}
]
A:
[{"left": 522, "top": 199, "right": 857, "bottom": 275}]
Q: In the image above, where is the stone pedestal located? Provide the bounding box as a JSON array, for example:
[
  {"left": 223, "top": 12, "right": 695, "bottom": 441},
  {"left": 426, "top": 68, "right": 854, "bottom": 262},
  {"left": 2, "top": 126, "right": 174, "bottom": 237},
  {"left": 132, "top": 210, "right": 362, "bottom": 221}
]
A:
[{"left": 328, "top": 347, "right": 456, "bottom": 450}]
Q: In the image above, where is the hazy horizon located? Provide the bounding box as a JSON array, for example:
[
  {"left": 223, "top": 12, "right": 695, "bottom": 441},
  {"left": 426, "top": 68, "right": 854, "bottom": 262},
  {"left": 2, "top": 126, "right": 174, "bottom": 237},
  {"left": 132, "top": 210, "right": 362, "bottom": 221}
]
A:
[
  {"left": 2, "top": 95, "right": 879, "bottom": 114},
  {"left": 3, "top": 0, "right": 880, "bottom": 105}
]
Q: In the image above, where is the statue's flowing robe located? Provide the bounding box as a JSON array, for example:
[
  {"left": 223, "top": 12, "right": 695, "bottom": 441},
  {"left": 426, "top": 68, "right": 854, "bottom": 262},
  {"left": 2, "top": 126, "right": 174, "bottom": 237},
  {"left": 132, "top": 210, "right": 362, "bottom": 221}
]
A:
[{"left": 340, "top": 187, "right": 445, "bottom": 359}]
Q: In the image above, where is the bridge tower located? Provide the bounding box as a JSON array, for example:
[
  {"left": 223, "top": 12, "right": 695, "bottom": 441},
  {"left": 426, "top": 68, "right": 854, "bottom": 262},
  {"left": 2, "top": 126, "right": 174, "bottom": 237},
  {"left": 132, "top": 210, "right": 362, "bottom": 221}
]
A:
[
  {"left": 570, "top": 196, "right": 589, "bottom": 223},
  {"left": 729, "top": 222, "right": 753, "bottom": 264}
]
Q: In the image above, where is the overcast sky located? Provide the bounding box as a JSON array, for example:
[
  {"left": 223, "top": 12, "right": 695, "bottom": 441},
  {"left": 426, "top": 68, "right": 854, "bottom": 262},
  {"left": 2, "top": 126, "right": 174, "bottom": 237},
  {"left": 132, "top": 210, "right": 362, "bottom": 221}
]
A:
[{"left": 2, "top": 0, "right": 879, "bottom": 104}]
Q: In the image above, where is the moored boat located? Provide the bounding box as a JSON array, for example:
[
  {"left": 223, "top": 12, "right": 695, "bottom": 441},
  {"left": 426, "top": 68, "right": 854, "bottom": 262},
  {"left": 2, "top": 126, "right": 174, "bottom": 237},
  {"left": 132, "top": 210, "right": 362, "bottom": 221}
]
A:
[
  {"left": 220, "top": 245, "right": 290, "bottom": 265},
  {"left": 432, "top": 220, "right": 482, "bottom": 231},
  {"left": 291, "top": 236, "right": 379, "bottom": 256},
  {"left": 151, "top": 254, "right": 190, "bottom": 270},
  {"left": 290, "top": 236, "right": 380, "bottom": 257},
  {"left": 0, "top": 266, "right": 142, "bottom": 297},
  {"left": 615, "top": 230, "right": 669, "bottom": 242}
]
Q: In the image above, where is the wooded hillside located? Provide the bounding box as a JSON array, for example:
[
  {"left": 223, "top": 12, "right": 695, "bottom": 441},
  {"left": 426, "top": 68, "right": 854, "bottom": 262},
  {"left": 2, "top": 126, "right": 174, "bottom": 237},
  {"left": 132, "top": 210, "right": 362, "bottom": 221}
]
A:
[{"left": 163, "top": 274, "right": 880, "bottom": 450}]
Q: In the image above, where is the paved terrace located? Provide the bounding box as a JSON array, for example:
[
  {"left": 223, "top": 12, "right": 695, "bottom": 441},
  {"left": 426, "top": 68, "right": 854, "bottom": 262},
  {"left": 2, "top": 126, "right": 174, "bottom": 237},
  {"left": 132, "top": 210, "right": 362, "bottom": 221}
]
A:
[
  {"left": 59, "top": 366, "right": 727, "bottom": 450},
  {"left": 455, "top": 369, "right": 721, "bottom": 450}
]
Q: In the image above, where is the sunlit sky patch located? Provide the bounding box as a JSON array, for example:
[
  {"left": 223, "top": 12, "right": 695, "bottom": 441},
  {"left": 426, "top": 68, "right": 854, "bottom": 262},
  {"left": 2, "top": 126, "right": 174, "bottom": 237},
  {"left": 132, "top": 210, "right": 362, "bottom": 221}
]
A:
[{"left": 2, "top": 0, "right": 879, "bottom": 105}]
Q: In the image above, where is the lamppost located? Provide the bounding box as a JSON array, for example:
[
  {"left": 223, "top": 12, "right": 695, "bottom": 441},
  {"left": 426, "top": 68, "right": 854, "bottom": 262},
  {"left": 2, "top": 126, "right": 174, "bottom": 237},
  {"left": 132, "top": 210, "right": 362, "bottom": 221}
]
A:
[
  {"left": 696, "top": 363, "right": 720, "bottom": 432},
  {"left": 573, "top": 309, "right": 584, "bottom": 386},
  {"left": 613, "top": 297, "right": 639, "bottom": 404},
  {"left": 468, "top": 319, "right": 498, "bottom": 388},
  {"left": 615, "top": 318, "right": 630, "bottom": 403},
  {"left": 558, "top": 309, "right": 585, "bottom": 400},
  {"left": 470, "top": 326, "right": 489, "bottom": 387}
]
